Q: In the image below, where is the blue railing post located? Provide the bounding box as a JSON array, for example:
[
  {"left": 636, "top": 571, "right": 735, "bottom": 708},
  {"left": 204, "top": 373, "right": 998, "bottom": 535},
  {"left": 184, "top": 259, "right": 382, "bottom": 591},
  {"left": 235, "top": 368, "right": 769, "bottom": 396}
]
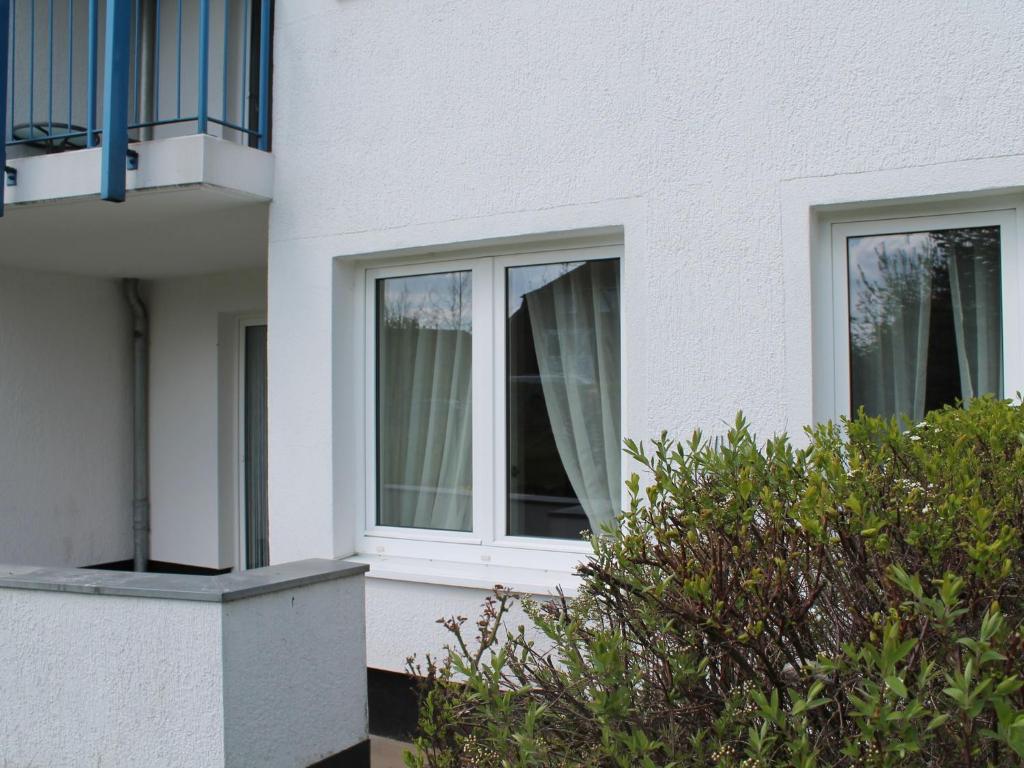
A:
[
  {"left": 257, "top": 0, "right": 271, "bottom": 150},
  {"left": 196, "top": 0, "right": 209, "bottom": 134},
  {"left": 0, "top": 0, "right": 10, "bottom": 217},
  {"left": 101, "top": 0, "right": 131, "bottom": 202}
]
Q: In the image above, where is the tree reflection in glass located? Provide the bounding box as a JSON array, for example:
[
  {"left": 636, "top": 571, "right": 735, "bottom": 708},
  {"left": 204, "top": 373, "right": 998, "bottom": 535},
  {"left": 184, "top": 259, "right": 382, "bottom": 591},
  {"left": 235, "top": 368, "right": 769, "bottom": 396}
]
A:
[{"left": 847, "top": 226, "right": 1001, "bottom": 421}]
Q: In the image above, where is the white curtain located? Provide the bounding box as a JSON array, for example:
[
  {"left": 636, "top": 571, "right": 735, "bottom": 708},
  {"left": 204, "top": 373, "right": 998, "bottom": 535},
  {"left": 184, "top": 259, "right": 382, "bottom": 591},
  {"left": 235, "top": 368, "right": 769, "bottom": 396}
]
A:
[
  {"left": 378, "top": 324, "right": 472, "bottom": 532},
  {"left": 949, "top": 249, "right": 1002, "bottom": 405},
  {"left": 525, "top": 261, "right": 620, "bottom": 532},
  {"left": 853, "top": 253, "right": 933, "bottom": 422}
]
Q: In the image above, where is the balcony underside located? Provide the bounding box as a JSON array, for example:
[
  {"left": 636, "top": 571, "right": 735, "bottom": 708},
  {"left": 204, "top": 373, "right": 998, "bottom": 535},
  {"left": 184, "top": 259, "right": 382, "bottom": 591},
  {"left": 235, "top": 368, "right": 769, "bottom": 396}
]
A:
[{"left": 0, "top": 134, "right": 272, "bottom": 277}]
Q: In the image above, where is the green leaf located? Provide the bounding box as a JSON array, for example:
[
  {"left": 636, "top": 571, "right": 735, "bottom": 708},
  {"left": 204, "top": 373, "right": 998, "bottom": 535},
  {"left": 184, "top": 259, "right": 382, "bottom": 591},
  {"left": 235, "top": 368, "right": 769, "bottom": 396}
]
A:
[{"left": 885, "top": 675, "right": 908, "bottom": 699}]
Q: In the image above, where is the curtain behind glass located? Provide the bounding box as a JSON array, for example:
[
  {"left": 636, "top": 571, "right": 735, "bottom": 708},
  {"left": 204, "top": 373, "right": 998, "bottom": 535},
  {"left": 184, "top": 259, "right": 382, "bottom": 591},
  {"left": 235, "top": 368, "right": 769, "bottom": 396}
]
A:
[
  {"left": 849, "top": 239, "right": 933, "bottom": 422},
  {"left": 525, "top": 261, "right": 620, "bottom": 532},
  {"left": 377, "top": 273, "right": 472, "bottom": 532},
  {"left": 244, "top": 325, "right": 269, "bottom": 569},
  {"left": 848, "top": 227, "right": 1002, "bottom": 422},
  {"left": 949, "top": 240, "right": 1002, "bottom": 404}
]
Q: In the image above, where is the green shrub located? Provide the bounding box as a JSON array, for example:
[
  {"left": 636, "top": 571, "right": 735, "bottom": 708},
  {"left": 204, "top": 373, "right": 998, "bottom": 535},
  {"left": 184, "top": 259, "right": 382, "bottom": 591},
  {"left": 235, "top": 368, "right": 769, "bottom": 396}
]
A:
[{"left": 406, "top": 398, "right": 1024, "bottom": 767}]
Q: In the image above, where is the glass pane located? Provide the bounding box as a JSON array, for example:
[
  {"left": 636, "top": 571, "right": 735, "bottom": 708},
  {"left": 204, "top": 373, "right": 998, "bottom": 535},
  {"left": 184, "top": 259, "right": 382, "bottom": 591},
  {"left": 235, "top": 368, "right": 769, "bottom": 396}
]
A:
[
  {"left": 507, "top": 259, "right": 621, "bottom": 539},
  {"left": 376, "top": 271, "right": 472, "bottom": 531},
  {"left": 244, "top": 325, "right": 269, "bottom": 569},
  {"left": 847, "top": 226, "right": 1002, "bottom": 421}
]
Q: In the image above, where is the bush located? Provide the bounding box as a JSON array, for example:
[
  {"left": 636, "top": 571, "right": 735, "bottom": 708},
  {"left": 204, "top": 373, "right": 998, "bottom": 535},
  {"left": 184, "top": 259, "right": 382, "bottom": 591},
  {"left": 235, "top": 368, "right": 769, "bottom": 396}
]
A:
[{"left": 406, "top": 398, "right": 1024, "bottom": 767}]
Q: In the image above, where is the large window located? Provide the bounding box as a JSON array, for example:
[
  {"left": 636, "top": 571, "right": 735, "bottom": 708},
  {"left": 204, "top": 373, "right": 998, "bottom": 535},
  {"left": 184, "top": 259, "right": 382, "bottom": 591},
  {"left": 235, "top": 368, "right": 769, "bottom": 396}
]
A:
[
  {"left": 364, "top": 243, "right": 622, "bottom": 563},
  {"left": 830, "top": 210, "right": 1019, "bottom": 422}
]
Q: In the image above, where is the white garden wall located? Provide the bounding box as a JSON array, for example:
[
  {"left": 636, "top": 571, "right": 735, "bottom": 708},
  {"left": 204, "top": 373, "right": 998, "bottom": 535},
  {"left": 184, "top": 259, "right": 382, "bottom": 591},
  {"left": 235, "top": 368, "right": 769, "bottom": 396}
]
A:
[
  {"left": 0, "top": 265, "right": 131, "bottom": 567},
  {"left": 266, "top": 0, "right": 1024, "bottom": 670},
  {"left": 0, "top": 559, "right": 368, "bottom": 768},
  {"left": 0, "top": 588, "right": 225, "bottom": 767}
]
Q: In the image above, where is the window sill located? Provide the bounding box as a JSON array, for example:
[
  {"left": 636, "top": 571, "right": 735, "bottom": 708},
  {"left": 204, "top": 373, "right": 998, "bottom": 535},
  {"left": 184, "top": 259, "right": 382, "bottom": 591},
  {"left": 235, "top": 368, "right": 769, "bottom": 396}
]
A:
[{"left": 346, "top": 553, "right": 582, "bottom": 597}]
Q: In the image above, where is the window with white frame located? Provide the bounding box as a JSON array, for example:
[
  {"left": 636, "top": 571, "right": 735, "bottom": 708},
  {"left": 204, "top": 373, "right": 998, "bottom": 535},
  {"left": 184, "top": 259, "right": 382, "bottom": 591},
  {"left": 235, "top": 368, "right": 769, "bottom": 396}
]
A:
[
  {"left": 829, "top": 208, "right": 1020, "bottom": 422},
  {"left": 362, "top": 243, "right": 622, "bottom": 565}
]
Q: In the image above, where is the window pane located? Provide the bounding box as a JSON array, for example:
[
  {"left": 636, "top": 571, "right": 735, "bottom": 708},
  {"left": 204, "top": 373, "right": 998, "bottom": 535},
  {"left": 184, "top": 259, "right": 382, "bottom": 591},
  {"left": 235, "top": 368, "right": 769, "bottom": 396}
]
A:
[
  {"left": 377, "top": 271, "right": 472, "bottom": 531},
  {"left": 848, "top": 226, "right": 1002, "bottom": 421},
  {"left": 507, "top": 259, "right": 621, "bottom": 539}
]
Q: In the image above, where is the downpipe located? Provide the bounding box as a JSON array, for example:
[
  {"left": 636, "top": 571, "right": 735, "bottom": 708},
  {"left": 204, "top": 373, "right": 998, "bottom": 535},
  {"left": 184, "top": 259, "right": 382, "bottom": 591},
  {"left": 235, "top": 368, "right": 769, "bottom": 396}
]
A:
[{"left": 124, "top": 279, "right": 150, "bottom": 572}]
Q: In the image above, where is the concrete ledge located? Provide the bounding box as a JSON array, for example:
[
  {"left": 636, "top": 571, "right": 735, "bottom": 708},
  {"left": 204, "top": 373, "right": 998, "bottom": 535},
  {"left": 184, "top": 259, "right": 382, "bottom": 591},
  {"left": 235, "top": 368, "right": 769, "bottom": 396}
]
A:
[{"left": 0, "top": 558, "right": 367, "bottom": 602}]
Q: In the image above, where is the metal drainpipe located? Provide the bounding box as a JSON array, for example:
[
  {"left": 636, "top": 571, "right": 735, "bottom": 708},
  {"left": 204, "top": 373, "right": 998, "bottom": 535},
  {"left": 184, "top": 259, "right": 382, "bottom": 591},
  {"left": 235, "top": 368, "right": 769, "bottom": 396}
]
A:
[
  {"left": 124, "top": 279, "right": 150, "bottom": 572},
  {"left": 138, "top": 0, "right": 157, "bottom": 141}
]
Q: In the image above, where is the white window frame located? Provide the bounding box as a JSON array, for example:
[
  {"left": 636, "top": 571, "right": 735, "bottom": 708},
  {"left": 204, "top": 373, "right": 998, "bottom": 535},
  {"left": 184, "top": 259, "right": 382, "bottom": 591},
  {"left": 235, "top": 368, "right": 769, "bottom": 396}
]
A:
[
  {"left": 827, "top": 205, "right": 1021, "bottom": 421},
  {"left": 357, "top": 240, "right": 624, "bottom": 571}
]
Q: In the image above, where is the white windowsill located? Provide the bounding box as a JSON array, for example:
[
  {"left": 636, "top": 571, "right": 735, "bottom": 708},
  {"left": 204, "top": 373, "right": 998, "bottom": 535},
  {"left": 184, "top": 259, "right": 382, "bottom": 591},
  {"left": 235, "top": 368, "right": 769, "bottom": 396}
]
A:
[{"left": 346, "top": 553, "right": 582, "bottom": 597}]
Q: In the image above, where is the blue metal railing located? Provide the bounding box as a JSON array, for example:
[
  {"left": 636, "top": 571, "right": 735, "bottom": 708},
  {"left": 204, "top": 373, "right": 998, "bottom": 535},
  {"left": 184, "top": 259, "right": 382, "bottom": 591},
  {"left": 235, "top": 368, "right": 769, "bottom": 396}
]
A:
[
  {"left": 101, "top": 0, "right": 130, "bottom": 200},
  {"left": 1, "top": 0, "right": 272, "bottom": 213}
]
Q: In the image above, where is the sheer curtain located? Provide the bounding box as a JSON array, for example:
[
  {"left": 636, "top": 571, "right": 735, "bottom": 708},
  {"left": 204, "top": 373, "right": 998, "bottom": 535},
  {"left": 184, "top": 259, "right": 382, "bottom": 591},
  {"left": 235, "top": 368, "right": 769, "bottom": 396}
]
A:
[
  {"left": 850, "top": 240, "right": 934, "bottom": 422},
  {"left": 949, "top": 248, "right": 1002, "bottom": 405},
  {"left": 525, "top": 261, "right": 620, "bottom": 532},
  {"left": 378, "top": 320, "right": 473, "bottom": 532},
  {"left": 850, "top": 230, "right": 1003, "bottom": 421},
  {"left": 855, "top": 263, "right": 933, "bottom": 422}
]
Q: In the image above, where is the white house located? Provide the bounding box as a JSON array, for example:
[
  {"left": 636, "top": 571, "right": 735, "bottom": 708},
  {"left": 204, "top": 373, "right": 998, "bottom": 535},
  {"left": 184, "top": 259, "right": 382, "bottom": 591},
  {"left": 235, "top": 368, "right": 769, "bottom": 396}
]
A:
[{"left": 2, "top": 1, "right": 1023, "bottom": 765}]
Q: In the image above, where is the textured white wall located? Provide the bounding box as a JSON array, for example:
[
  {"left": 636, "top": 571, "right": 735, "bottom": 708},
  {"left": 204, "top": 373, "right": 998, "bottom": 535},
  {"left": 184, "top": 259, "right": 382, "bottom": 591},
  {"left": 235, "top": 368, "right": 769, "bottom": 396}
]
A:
[
  {"left": 366, "top": 578, "right": 542, "bottom": 672},
  {"left": 267, "top": 0, "right": 1024, "bottom": 669},
  {"left": 222, "top": 577, "right": 367, "bottom": 767},
  {"left": 0, "top": 589, "right": 224, "bottom": 768},
  {"left": 148, "top": 269, "right": 266, "bottom": 569},
  {"left": 0, "top": 265, "right": 131, "bottom": 567}
]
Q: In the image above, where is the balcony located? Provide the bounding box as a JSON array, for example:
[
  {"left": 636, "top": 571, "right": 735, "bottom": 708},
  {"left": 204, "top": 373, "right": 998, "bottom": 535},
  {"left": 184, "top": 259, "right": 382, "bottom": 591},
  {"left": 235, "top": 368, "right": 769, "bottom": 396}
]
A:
[{"left": 0, "top": 0, "right": 273, "bottom": 276}]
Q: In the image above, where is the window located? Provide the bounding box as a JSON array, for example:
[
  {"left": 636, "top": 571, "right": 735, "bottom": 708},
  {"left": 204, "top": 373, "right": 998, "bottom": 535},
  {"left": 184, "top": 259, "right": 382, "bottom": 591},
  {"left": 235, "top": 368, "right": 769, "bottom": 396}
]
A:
[
  {"left": 830, "top": 209, "right": 1020, "bottom": 422},
  {"left": 376, "top": 271, "right": 473, "bottom": 533},
  {"left": 506, "top": 260, "right": 621, "bottom": 539},
  {"left": 363, "top": 243, "right": 622, "bottom": 566}
]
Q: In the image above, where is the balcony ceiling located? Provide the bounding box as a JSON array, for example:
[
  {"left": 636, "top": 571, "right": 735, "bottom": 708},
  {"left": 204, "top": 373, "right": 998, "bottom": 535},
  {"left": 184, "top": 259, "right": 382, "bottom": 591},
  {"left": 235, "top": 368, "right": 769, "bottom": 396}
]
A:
[
  {"left": 0, "top": 135, "right": 272, "bottom": 278},
  {"left": 0, "top": 185, "right": 268, "bottom": 278}
]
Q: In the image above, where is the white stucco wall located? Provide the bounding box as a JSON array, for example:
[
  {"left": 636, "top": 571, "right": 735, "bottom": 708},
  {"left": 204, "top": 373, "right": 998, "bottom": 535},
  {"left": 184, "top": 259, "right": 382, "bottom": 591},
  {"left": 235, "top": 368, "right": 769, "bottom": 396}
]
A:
[
  {"left": 266, "top": 0, "right": 1024, "bottom": 670},
  {"left": 0, "top": 589, "right": 225, "bottom": 768},
  {"left": 0, "top": 265, "right": 131, "bottom": 567},
  {"left": 366, "top": 578, "right": 542, "bottom": 673},
  {"left": 148, "top": 268, "right": 266, "bottom": 569},
  {"left": 222, "top": 577, "right": 367, "bottom": 767}
]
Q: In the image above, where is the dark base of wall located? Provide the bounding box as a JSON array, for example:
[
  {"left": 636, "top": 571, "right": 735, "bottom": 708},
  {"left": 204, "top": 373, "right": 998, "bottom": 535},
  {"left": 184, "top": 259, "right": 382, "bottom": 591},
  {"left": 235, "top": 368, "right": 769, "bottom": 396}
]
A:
[
  {"left": 307, "top": 739, "right": 370, "bottom": 768},
  {"left": 368, "top": 668, "right": 420, "bottom": 741},
  {"left": 85, "top": 559, "right": 232, "bottom": 576}
]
